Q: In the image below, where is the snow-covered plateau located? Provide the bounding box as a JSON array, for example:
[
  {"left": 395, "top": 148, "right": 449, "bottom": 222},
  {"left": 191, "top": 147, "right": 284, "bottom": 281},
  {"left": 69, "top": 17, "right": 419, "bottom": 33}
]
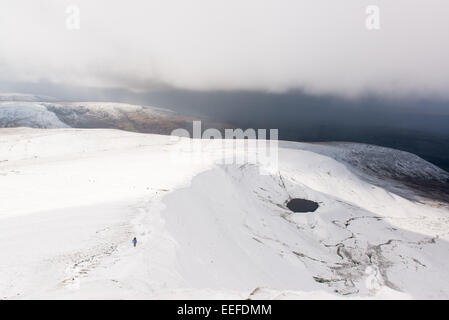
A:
[{"left": 0, "top": 127, "right": 448, "bottom": 300}]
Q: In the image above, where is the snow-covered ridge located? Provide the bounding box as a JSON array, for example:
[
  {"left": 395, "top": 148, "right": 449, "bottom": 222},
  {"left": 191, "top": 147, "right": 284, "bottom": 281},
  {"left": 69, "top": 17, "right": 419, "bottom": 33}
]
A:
[
  {"left": 0, "top": 93, "right": 57, "bottom": 102},
  {"left": 1, "top": 128, "right": 449, "bottom": 299},
  {"left": 282, "top": 141, "right": 449, "bottom": 203},
  {"left": 296, "top": 142, "right": 448, "bottom": 182},
  {"left": 0, "top": 99, "right": 198, "bottom": 134},
  {"left": 0, "top": 102, "right": 69, "bottom": 129},
  {"left": 47, "top": 101, "right": 175, "bottom": 118}
]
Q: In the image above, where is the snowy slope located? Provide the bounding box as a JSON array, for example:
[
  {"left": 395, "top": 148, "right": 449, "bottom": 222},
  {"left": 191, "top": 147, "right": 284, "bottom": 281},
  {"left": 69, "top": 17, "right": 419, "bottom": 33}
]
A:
[
  {"left": 0, "top": 102, "right": 69, "bottom": 128},
  {"left": 0, "top": 99, "right": 220, "bottom": 135},
  {"left": 0, "top": 93, "right": 57, "bottom": 102},
  {"left": 0, "top": 100, "right": 176, "bottom": 128},
  {"left": 0, "top": 128, "right": 448, "bottom": 299},
  {"left": 281, "top": 141, "right": 449, "bottom": 203}
]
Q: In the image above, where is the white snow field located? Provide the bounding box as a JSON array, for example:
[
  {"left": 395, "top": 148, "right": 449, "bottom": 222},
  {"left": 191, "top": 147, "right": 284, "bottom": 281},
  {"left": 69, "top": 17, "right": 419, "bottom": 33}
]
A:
[{"left": 0, "top": 128, "right": 448, "bottom": 299}]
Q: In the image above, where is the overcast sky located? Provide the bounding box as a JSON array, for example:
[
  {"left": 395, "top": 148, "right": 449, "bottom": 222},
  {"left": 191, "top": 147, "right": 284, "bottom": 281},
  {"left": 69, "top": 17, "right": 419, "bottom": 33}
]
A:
[{"left": 1, "top": 0, "right": 448, "bottom": 100}]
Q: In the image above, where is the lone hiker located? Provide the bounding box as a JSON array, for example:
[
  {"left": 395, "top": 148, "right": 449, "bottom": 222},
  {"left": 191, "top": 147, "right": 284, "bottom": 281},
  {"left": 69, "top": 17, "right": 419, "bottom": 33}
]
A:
[{"left": 132, "top": 237, "right": 137, "bottom": 247}]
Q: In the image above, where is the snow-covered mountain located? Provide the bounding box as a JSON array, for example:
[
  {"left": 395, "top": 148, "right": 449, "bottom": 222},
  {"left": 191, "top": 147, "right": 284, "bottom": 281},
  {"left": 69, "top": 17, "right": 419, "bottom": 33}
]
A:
[
  {"left": 281, "top": 141, "right": 449, "bottom": 204},
  {"left": 0, "top": 127, "right": 448, "bottom": 299},
  {"left": 0, "top": 102, "right": 70, "bottom": 129},
  {"left": 0, "top": 93, "right": 57, "bottom": 102},
  {"left": 0, "top": 96, "right": 223, "bottom": 135}
]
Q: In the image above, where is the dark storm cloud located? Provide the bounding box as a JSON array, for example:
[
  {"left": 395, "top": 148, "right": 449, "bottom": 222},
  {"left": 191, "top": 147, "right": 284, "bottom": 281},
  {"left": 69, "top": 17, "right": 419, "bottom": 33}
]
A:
[{"left": 0, "top": 0, "right": 449, "bottom": 100}]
